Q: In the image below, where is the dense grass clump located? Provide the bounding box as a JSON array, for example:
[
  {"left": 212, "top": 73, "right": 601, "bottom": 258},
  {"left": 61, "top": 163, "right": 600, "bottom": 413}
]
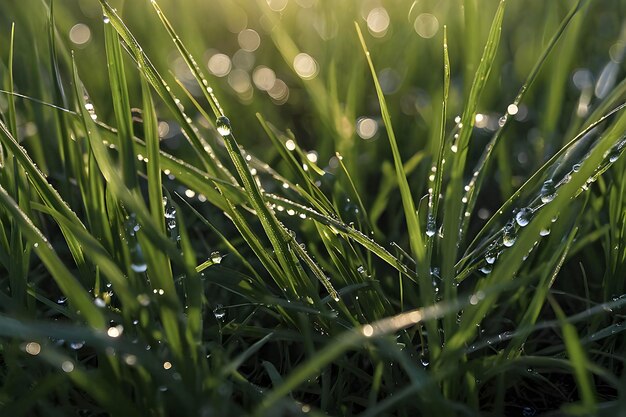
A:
[{"left": 1, "top": 0, "right": 626, "bottom": 415}]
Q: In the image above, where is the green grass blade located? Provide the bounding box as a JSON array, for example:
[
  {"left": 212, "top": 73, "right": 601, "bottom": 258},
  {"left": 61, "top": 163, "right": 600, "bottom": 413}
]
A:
[
  {"left": 0, "top": 185, "right": 104, "bottom": 328},
  {"left": 149, "top": 0, "right": 221, "bottom": 119},
  {"left": 444, "top": 109, "right": 626, "bottom": 357},
  {"left": 461, "top": 0, "right": 589, "bottom": 234},
  {"left": 97, "top": 0, "right": 231, "bottom": 180},
  {"left": 440, "top": 0, "right": 506, "bottom": 280},
  {"left": 549, "top": 295, "right": 597, "bottom": 413},
  {"left": 103, "top": 20, "right": 139, "bottom": 191},
  {"left": 355, "top": 23, "right": 426, "bottom": 269}
]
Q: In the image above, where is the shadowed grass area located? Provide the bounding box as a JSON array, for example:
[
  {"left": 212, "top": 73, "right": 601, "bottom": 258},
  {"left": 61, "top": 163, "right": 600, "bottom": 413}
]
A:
[{"left": 0, "top": 0, "right": 626, "bottom": 416}]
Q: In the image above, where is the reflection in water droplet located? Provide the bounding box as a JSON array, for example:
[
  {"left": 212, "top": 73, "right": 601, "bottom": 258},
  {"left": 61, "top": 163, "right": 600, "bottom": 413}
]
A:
[
  {"left": 485, "top": 246, "right": 497, "bottom": 264},
  {"left": 213, "top": 304, "right": 226, "bottom": 321},
  {"left": 216, "top": 116, "right": 232, "bottom": 136},
  {"left": 480, "top": 264, "right": 492, "bottom": 275},
  {"left": 425, "top": 214, "right": 436, "bottom": 237},
  {"left": 69, "top": 341, "right": 85, "bottom": 350},
  {"left": 131, "top": 262, "right": 147, "bottom": 273},
  {"left": 211, "top": 251, "right": 223, "bottom": 264},
  {"left": 503, "top": 224, "right": 517, "bottom": 247},
  {"left": 515, "top": 208, "right": 533, "bottom": 227},
  {"left": 540, "top": 180, "right": 556, "bottom": 203}
]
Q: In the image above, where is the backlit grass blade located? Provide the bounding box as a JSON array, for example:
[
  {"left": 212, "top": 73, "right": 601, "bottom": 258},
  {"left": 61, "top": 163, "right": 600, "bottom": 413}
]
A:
[
  {"left": 443, "top": 109, "right": 626, "bottom": 359},
  {"left": 256, "top": 297, "right": 466, "bottom": 414},
  {"left": 461, "top": 102, "right": 626, "bottom": 265},
  {"left": 355, "top": 23, "right": 426, "bottom": 269},
  {"left": 97, "top": 0, "right": 230, "bottom": 180},
  {"left": 97, "top": 117, "right": 415, "bottom": 283},
  {"left": 440, "top": 0, "right": 506, "bottom": 281},
  {"left": 104, "top": 20, "right": 139, "bottom": 191},
  {"left": 503, "top": 227, "right": 577, "bottom": 359},
  {"left": 461, "top": 0, "right": 589, "bottom": 235},
  {"left": 176, "top": 208, "right": 203, "bottom": 360},
  {"left": 0, "top": 120, "right": 88, "bottom": 274},
  {"left": 149, "top": 0, "right": 221, "bottom": 119},
  {"left": 216, "top": 117, "right": 324, "bottom": 302},
  {"left": 31, "top": 203, "right": 136, "bottom": 313}
]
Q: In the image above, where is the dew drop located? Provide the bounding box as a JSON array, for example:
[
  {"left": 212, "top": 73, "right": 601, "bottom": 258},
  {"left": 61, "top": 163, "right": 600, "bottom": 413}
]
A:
[
  {"left": 515, "top": 208, "right": 533, "bottom": 227},
  {"left": 69, "top": 341, "right": 85, "bottom": 350},
  {"left": 131, "top": 262, "right": 148, "bottom": 273},
  {"left": 213, "top": 304, "right": 226, "bottom": 321},
  {"left": 540, "top": 180, "right": 556, "bottom": 203},
  {"left": 61, "top": 361, "right": 74, "bottom": 373},
  {"left": 480, "top": 264, "right": 492, "bottom": 274},
  {"left": 485, "top": 245, "right": 497, "bottom": 264},
  {"left": 425, "top": 214, "right": 436, "bottom": 237},
  {"left": 572, "top": 163, "right": 581, "bottom": 172},
  {"left": 210, "top": 251, "right": 223, "bottom": 264},
  {"left": 103, "top": 15, "right": 110, "bottom": 24},
  {"left": 356, "top": 265, "right": 367, "bottom": 278},
  {"left": 216, "top": 116, "right": 232, "bottom": 136},
  {"left": 137, "top": 293, "right": 151, "bottom": 306},
  {"left": 539, "top": 228, "right": 551, "bottom": 236},
  {"left": 94, "top": 298, "right": 106, "bottom": 308},
  {"left": 503, "top": 224, "right": 517, "bottom": 247}
]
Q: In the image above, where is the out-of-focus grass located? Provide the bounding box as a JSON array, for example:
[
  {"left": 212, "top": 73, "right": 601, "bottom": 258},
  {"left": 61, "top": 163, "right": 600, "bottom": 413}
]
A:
[{"left": 0, "top": 0, "right": 626, "bottom": 416}]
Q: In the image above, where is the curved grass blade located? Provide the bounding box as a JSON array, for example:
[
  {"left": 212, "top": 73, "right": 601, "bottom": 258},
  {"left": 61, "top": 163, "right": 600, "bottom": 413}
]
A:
[
  {"left": 149, "top": 0, "right": 222, "bottom": 119},
  {"left": 440, "top": 0, "right": 506, "bottom": 280},
  {"left": 461, "top": 0, "right": 590, "bottom": 235},
  {"left": 216, "top": 117, "right": 324, "bottom": 302},
  {"left": 104, "top": 20, "right": 139, "bottom": 192},
  {"left": 0, "top": 120, "right": 89, "bottom": 275},
  {"left": 255, "top": 296, "right": 467, "bottom": 415},
  {"left": 97, "top": 0, "right": 231, "bottom": 181},
  {"left": 0, "top": 185, "right": 105, "bottom": 329},
  {"left": 460, "top": 102, "right": 626, "bottom": 267},
  {"left": 355, "top": 22, "right": 426, "bottom": 269},
  {"left": 443, "top": 109, "right": 626, "bottom": 360}
]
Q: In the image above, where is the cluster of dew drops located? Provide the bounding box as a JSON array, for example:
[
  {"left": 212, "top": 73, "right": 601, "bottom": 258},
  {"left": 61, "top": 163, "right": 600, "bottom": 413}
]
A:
[{"left": 475, "top": 133, "right": 626, "bottom": 275}]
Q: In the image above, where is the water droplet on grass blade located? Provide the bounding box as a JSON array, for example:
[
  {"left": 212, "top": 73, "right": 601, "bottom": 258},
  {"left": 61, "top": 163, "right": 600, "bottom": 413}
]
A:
[
  {"left": 485, "top": 245, "right": 497, "bottom": 264},
  {"left": 216, "top": 116, "right": 232, "bottom": 136},
  {"left": 425, "top": 214, "right": 436, "bottom": 237},
  {"left": 539, "top": 227, "right": 551, "bottom": 236},
  {"left": 503, "top": 224, "right": 517, "bottom": 247},
  {"left": 69, "top": 341, "right": 85, "bottom": 350},
  {"left": 540, "top": 180, "right": 556, "bottom": 203},
  {"left": 211, "top": 251, "right": 222, "bottom": 264},
  {"left": 515, "top": 208, "right": 533, "bottom": 227},
  {"left": 213, "top": 304, "right": 226, "bottom": 321}
]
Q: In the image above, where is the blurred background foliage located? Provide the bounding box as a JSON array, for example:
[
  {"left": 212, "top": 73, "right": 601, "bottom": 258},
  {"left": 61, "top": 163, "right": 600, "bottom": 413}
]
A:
[
  {"left": 1, "top": 1, "right": 626, "bottom": 416},
  {"left": 3, "top": 0, "right": 625, "bottom": 189}
]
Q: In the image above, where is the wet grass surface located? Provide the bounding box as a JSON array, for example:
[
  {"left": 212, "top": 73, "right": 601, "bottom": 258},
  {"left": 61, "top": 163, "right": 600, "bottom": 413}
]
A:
[{"left": 0, "top": 0, "right": 626, "bottom": 416}]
